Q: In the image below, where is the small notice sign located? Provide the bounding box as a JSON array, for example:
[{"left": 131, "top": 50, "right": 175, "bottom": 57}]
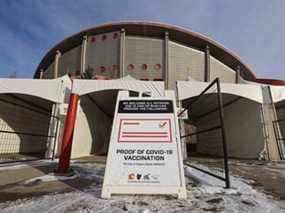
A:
[
  {"left": 118, "top": 119, "right": 172, "bottom": 143},
  {"left": 102, "top": 91, "right": 187, "bottom": 199},
  {"left": 118, "top": 100, "right": 174, "bottom": 113}
]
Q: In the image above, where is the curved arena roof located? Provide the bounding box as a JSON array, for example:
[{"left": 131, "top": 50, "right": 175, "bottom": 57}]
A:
[{"left": 34, "top": 21, "right": 257, "bottom": 80}]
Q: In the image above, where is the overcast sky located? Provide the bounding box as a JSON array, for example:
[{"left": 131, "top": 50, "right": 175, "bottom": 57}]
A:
[{"left": 0, "top": 0, "right": 284, "bottom": 79}]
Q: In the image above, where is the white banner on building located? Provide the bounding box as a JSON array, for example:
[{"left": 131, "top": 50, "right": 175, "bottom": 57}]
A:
[{"left": 102, "top": 91, "right": 187, "bottom": 199}]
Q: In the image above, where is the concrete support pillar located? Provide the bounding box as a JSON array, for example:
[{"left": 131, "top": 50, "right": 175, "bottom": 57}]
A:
[
  {"left": 54, "top": 50, "right": 61, "bottom": 79},
  {"left": 81, "top": 36, "right": 88, "bottom": 75},
  {"left": 39, "top": 69, "right": 44, "bottom": 79},
  {"left": 57, "top": 93, "right": 80, "bottom": 173},
  {"left": 261, "top": 86, "right": 282, "bottom": 160},
  {"left": 119, "top": 28, "right": 125, "bottom": 78},
  {"left": 204, "top": 45, "right": 210, "bottom": 82},
  {"left": 178, "top": 116, "right": 188, "bottom": 160},
  {"left": 235, "top": 65, "right": 241, "bottom": 84},
  {"left": 176, "top": 82, "right": 187, "bottom": 159},
  {"left": 164, "top": 32, "right": 169, "bottom": 89},
  {"left": 45, "top": 103, "right": 60, "bottom": 159}
]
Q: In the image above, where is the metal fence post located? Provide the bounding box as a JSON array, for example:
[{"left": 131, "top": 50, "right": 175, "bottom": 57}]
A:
[{"left": 216, "top": 78, "right": 230, "bottom": 188}]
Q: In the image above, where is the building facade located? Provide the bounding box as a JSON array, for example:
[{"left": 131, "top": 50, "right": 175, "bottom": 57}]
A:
[
  {"left": 0, "top": 22, "right": 284, "bottom": 162},
  {"left": 33, "top": 22, "right": 285, "bottom": 160},
  {"left": 34, "top": 22, "right": 256, "bottom": 87}
]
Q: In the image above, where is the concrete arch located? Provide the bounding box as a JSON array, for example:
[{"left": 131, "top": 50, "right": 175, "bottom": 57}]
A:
[
  {"left": 0, "top": 77, "right": 71, "bottom": 103},
  {"left": 180, "top": 90, "right": 264, "bottom": 159},
  {"left": 72, "top": 79, "right": 165, "bottom": 97},
  {"left": 0, "top": 93, "right": 56, "bottom": 160},
  {"left": 71, "top": 88, "right": 145, "bottom": 158},
  {"left": 0, "top": 91, "right": 57, "bottom": 104},
  {"left": 270, "top": 86, "right": 285, "bottom": 103},
  {"left": 177, "top": 81, "right": 263, "bottom": 103}
]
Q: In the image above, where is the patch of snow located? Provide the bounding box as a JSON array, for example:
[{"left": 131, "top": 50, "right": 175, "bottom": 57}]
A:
[
  {"left": 24, "top": 173, "right": 78, "bottom": 184},
  {"left": 0, "top": 159, "right": 57, "bottom": 171},
  {"left": 0, "top": 163, "right": 28, "bottom": 171},
  {"left": 184, "top": 165, "right": 253, "bottom": 194},
  {"left": 185, "top": 164, "right": 285, "bottom": 213},
  {"left": 1, "top": 161, "right": 285, "bottom": 213}
]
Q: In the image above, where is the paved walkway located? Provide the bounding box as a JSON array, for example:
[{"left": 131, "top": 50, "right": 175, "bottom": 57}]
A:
[
  {"left": 0, "top": 156, "right": 285, "bottom": 203},
  {"left": 190, "top": 157, "right": 285, "bottom": 200},
  {"left": 0, "top": 156, "right": 106, "bottom": 202}
]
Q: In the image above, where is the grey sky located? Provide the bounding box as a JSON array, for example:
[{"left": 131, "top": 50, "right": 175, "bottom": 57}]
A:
[{"left": 0, "top": 0, "right": 284, "bottom": 79}]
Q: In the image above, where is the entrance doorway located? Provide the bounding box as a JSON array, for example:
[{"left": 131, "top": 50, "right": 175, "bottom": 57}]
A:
[
  {"left": 0, "top": 93, "right": 58, "bottom": 163},
  {"left": 71, "top": 90, "right": 141, "bottom": 158}
]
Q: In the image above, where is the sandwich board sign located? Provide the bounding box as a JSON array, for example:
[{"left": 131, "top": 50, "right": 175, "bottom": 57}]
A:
[{"left": 102, "top": 91, "right": 187, "bottom": 199}]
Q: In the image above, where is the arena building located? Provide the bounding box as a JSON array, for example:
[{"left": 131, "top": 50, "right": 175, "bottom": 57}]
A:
[{"left": 0, "top": 21, "right": 284, "bottom": 162}]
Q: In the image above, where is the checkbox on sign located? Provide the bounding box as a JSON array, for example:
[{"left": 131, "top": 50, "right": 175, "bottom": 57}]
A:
[{"left": 159, "top": 121, "right": 167, "bottom": 128}]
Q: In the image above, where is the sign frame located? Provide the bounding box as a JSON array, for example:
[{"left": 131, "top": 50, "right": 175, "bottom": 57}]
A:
[{"left": 101, "top": 91, "right": 187, "bottom": 199}]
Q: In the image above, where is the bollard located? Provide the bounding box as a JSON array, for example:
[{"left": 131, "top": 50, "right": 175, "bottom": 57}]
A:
[{"left": 57, "top": 93, "right": 79, "bottom": 173}]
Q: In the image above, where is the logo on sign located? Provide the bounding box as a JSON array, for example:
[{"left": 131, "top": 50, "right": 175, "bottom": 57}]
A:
[{"left": 128, "top": 172, "right": 159, "bottom": 182}]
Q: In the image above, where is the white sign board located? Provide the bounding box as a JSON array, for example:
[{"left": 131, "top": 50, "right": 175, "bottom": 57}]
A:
[{"left": 102, "top": 91, "right": 187, "bottom": 198}]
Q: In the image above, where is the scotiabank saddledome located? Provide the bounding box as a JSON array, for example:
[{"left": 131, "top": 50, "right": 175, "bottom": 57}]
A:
[
  {"left": 0, "top": 22, "right": 284, "bottom": 164},
  {"left": 34, "top": 21, "right": 258, "bottom": 87},
  {"left": 32, "top": 22, "right": 285, "bottom": 161}
]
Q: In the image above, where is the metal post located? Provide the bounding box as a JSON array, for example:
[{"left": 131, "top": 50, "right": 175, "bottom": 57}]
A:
[
  {"left": 204, "top": 45, "right": 210, "bottom": 82},
  {"left": 57, "top": 93, "right": 79, "bottom": 173},
  {"left": 164, "top": 32, "right": 169, "bottom": 89},
  {"left": 216, "top": 78, "right": 230, "bottom": 188},
  {"left": 81, "top": 36, "right": 88, "bottom": 74},
  {"left": 120, "top": 28, "right": 125, "bottom": 78},
  {"left": 54, "top": 50, "right": 61, "bottom": 79}
]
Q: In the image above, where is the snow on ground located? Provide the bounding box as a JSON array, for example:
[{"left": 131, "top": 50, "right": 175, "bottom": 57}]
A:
[
  {"left": 185, "top": 165, "right": 285, "bottom": 212},
  {"left": 0, "top": 161, "right": 285, "bottom": 213},
  {"left": 0, "top": 159, "right": 57, "bottom": 171},
  {"left": 24, "top": 173, "right": 78, "bottom": 184}
]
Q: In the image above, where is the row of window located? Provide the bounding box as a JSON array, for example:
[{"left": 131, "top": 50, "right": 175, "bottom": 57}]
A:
[
  {"left": 82, "top": 63, "right": 162, "bottom": 74},
  {"left": 127, "top": 63, "right": 162, "bottom": 71},
  {"left": 89, "top": 32, "right": 119, "bottom": 43}
]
